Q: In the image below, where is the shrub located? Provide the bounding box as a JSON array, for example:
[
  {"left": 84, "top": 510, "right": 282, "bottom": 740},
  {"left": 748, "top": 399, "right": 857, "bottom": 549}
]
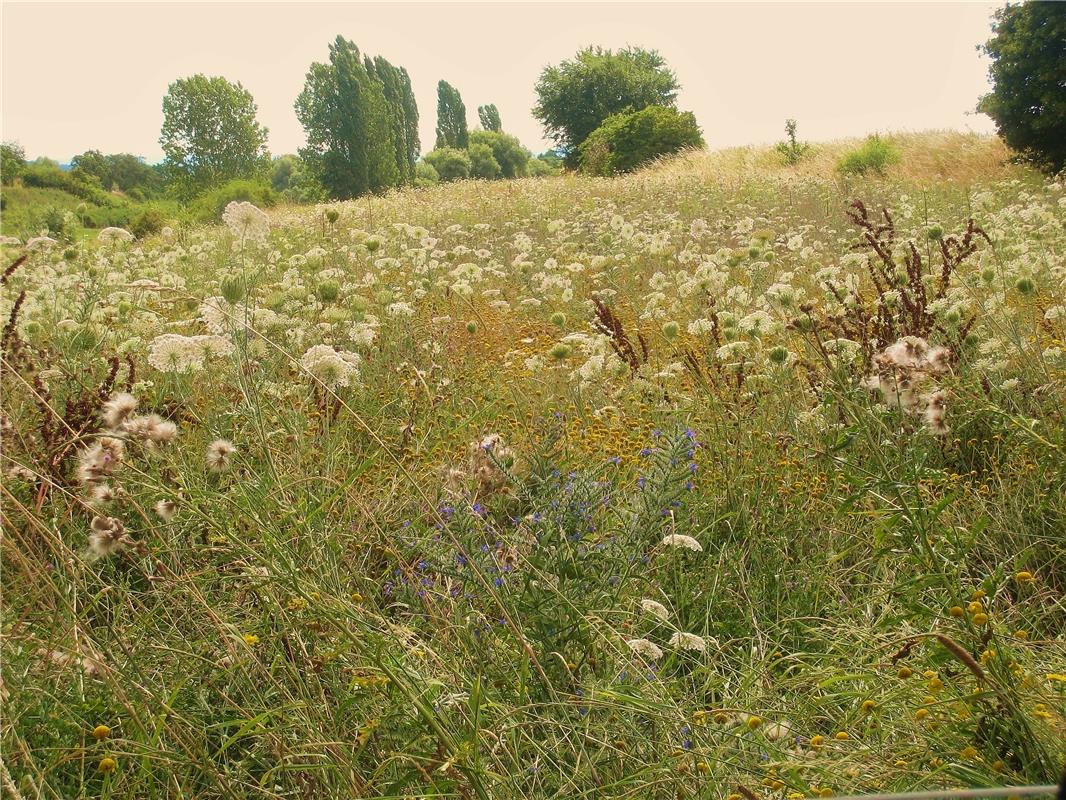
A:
[
  {"left": 836, "top": 135, "right": 902, "bottom": 176},
  {"left": 469, "top": 130, "right": 530, "bottom": 178},
  {"left": 129, "top": 207, "right": 169, "bottom": 239},
  {"left": 423, "top": 148, "right": 471, "bottom": 182},
  {"left": 468, "top": 142, "right": 502, "bottom": 180},
  {"left": 189, "top": 179, "right": 277, "bottom": 223},
  {"left": 414, "top": 161, "right": 440, "bottom": 187},
  {"left": 578, "top": 105, "right": 703, "bottom": 176}
]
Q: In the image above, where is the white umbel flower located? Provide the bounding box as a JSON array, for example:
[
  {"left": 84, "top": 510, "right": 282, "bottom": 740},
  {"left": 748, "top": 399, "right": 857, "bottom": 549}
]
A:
[
  {"left": 626, "top": 638, "right": 663, "bottom": 660},
  {"left": 661, "top": 534, "right": 703, "bottom": 552},
  {"left": 639, "top": 599, "right": 670, "bottom": 621},
  {"left": 223, "top": 201, "right": 270, "bottom": 245},
  {"left": 669, "top": 631, "right": 707, "bottom": 653}
]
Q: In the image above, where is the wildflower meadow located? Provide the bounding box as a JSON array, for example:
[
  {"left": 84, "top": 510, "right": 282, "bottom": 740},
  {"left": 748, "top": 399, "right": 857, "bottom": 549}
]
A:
[{"left": 1, "top": 132, "right": 1064, "bottom": 798}]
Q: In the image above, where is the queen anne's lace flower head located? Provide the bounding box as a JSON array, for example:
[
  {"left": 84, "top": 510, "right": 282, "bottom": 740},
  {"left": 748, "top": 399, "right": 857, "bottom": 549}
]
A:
[
  {"left": 299, "top": 344, "right": 362, "bottom": 388},
  {"left": 626, "top": 638, "right": 663, "bottom": 660},
  {"left": 223, "top": 201, "right": 270, "bottom": 246},
  {"left": 661, "top": 534, "right": 703, "bottom": 552}
]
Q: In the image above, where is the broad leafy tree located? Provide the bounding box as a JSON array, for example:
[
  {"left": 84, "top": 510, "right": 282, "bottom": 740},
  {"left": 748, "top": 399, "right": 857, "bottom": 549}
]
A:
[
  {"left": 533, "top": 47, "right": 679, "bottom": 161},
  {"left": 978, "top": 2, "right": 1066, "bottom": 173},
  {"left": 159, "top": 75, "right": 269, "bottom": 196},
  {"left": 435, "top": 81, "right": 469, "bottom": 149}
]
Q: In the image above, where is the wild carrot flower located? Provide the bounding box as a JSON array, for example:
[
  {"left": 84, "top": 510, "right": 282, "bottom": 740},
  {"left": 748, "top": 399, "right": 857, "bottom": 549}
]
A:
[
  {"left": 639, "top": 599, "right": 670, "bottom": 621},
  {"left": 661, "top": 534, "right": 703, "bottom": 552},
  {"left": 669, "top": 631, "right": 708, "bottom": 652},
  {"left": 626, "top": 638, "right": 663, "bottom": 660}
]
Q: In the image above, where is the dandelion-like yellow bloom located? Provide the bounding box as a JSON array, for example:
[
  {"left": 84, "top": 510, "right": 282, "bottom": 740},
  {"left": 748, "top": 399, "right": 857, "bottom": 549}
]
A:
[
  {"left": 242, "top": 633, "right": 260, "bottom": 646},
  {"left": 92, "top": 725, "right": 110, "bottom": 741},
  {"left": 98, "top": 757, "right": 117, "bottom": 773}
]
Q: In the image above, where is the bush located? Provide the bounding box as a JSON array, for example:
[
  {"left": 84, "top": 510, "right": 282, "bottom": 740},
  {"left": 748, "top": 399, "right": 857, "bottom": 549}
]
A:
[
  {"left": 469, "top": 131, "right": 530, "bottom": 178},
  {"left": 414, "top": 161, "right": 440, "bottom": 187},
  {"left": 189, "top": 179, "right": 278, "bottom": 223},
  {"left": 129, "top": 207, "right": 169, "bottom": 239},
  {"left": 578, "top": 105, "right": 703, "bottom": 176},
  {"left": 836, "top": 135, "right": 902, "bottom": 176},
  {"left": 468, "top": 143, "right": 502, "bottom": 180},
  {"left": 423, "top": 148, "right": 471, "bottom": 182}
]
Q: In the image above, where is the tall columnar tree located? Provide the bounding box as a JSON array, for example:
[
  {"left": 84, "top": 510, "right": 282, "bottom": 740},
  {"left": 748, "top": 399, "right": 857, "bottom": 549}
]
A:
[
  {"left": 296, "top": 36, "right": 417, "bottom": 199},
  {"left": 159, "top": 74, "right": 269, "bottom": 196},
  {"left": 399, "top": 68, "right": 421, "bottom": 176},
  {"left": 435, "top": 81, "right": 469, "bottom": 150},
  {"left": 978, "top": 2, "right": 1066, "bottom": 173},
  {"left": 533, "top": 46, "right": 680, "bottom": 162},
  {"left": 478, "top": 104, "right": 502, "bottom": 132}
]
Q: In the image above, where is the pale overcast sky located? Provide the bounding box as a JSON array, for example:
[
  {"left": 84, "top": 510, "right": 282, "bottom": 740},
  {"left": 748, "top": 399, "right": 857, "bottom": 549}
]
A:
[{"left": 2, "top": 1, "right": 1002, "bottom": 163}]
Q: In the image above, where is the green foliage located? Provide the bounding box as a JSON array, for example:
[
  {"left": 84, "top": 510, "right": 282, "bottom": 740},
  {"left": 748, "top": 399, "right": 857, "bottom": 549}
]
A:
[
  {"left": 578, "top": 105, "right": 703, "bottom": 175},
  {"left": 271, "top": 154, "right": 327, "bottom": 204},
  {"left": 2, "top": 141, "right": 27, "bottom": 185},
  {"left": 775, "top": 119, "right": 812, "bottom": 166},
  {"left": 468, "top": 142, "right": 502, "bottom": 180},
  {"left": 414, "top": 160, "right": 440, "bottom": 187},
  {"left": 71, "top": 150, "right": 163, "bottom": 196},
  {"left": 469, "top": 130, "right": 529, "bottom": 179},
  {"left": 435, "top": 80, "right": 469, "bottom": 150},
  {"left": 128, "top": 206, "right": 169, "bottom": 239},
  {"left": 836, "top": 134, "right": 902, "bottom": 176},
  {"left": 978, "top": 2, "right": 1066, "bottom": 173},
  {"left": 296, "top": 37, "right": 416, "bottom": 199},
  {"left": 160, "top": 74, "right": 270, "bottom": 198},
  {"left": 20, "top": 159, "right": 118, "bottom": 206},
  {"left": 423, "top": 147, "right": 471, "bottom": 181},
  {"left": 478, "top": 103, "right": 502, "bottom": 132},
  {"left": 533, "top": 46, "right": 680, "bottom": 160},
  {"left": 189, "top": 179, "right": 277, "bottom": 223}
]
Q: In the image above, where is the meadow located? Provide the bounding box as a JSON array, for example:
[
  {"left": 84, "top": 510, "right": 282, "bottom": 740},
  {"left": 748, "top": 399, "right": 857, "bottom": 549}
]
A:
[{"left": 1, "top": 132, "right": 1064, "bottom": 799}]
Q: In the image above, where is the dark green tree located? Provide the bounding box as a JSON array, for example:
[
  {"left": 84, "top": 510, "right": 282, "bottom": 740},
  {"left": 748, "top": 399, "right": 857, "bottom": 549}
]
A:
[
  {"left": 1, "top": 141, "right": 26, "bottom": 185},
  {"left": 296, "top": 36, "right": 415, "bottom": 199},
  {"left": 435, "top": 81, "right": 469, "bottom": 149},
  {"left": 978, "top": 2, "right": 1066, "bottom": 173},
  {"left": 159, "top": 74, "right": 269, "bottom": 197},
  {"left": 399, "top": 68, "right": 421, "bottom": 174},
  {"left": 533, "top": 46, "right": 680, "bottom": 162},
  {"left": 478, "top": 104, "right": 502, "bottom": 132}
]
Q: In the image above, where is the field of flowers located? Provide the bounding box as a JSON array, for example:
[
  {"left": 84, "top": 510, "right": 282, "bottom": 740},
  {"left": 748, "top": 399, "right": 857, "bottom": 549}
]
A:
[{"left": 2, "top": 132, "right": 1064, "bottom": 799}]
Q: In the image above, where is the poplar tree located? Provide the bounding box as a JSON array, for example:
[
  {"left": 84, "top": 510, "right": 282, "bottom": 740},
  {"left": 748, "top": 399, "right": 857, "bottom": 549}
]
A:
[
  {"left": 296, "top": 36, "right": 418, "bottom": 198},
  {"left": 435, "top": 81, "right": 469, "bottom": 149},
  {"left": 478, "top": 104, "right": 502, "bottom": 132}
]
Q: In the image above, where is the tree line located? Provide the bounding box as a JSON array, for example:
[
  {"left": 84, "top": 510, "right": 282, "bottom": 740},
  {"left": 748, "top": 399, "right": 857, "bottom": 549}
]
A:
[{"left": 4, "top": 4, "right": 1062, "bottom": 228}]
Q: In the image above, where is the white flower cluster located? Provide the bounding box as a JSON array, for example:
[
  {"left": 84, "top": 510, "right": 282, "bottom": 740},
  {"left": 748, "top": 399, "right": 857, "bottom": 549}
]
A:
[
  {"left": 223, "top": 201, "right": 270, "bottom": 246},
  {"left": 147, "top": 333, "right": 235, "bottom": 373},
  {"left": 299, "top": 344, "right": 362, "bottom": 387}
]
